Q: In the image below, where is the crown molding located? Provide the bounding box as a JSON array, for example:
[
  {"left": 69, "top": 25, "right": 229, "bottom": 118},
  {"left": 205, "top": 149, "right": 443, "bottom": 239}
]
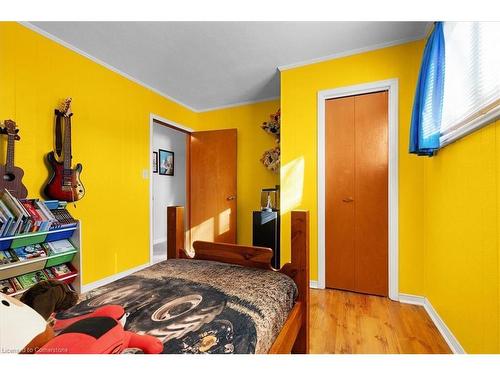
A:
[
  {"left": 18, "top": 21, "right": 200, "bottom": 113},
  {"left": 19, "top": 22, "right": 426, "bottom": 112},
  {"left": 277, "top": 34, "right": 425, "bottom": 72},
  {"left": 197, "top": 95, "right": 280, "bottom": 113}
]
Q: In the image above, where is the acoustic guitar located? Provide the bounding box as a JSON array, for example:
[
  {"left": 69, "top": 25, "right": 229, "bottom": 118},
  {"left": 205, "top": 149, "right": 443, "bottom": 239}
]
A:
[
  {"left": 0, "top": 120, "right": 28, "bottom": 199},
  {"left": 43, "top": 98, "right": 85, "bottom": 202}
]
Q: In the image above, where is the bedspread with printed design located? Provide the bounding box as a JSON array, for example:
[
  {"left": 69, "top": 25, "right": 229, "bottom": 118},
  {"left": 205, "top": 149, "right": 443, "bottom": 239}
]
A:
[{"left": 56, "top": 259, "right": 297, "bottom": 354}]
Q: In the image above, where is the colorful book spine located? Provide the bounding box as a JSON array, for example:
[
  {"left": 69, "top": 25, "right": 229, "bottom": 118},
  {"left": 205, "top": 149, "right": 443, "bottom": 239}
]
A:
[
  {"left": 21, "top": 201, "right": 42, "bottom": 232},
  {"left": 0, "top": 190, "right": 76, "bottom": 237}
]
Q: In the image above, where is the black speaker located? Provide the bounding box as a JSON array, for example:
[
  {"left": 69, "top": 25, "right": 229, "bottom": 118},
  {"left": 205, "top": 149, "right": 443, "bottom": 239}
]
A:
[{"left": 252, "top": 211, "right": 280, "bottom": 269}]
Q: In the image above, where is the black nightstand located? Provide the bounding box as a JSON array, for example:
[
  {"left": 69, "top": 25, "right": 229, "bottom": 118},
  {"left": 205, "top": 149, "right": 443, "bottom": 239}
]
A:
[{"left": 252, "top": 210, "right": 280, "bottom": 269}]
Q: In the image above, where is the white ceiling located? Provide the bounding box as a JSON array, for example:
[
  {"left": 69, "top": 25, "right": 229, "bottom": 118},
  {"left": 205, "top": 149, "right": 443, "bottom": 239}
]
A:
[{"left": 28, "top": 22, "right": 428, "bottom": 112}]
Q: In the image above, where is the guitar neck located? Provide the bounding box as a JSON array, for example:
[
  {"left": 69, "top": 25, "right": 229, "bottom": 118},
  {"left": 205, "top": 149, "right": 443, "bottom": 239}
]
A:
[
  {"left": 5, "top": 134, "right": 15, "bottom": 173},
  {"left": 63, "top": 116, "right": 72, "bottom": 171}
]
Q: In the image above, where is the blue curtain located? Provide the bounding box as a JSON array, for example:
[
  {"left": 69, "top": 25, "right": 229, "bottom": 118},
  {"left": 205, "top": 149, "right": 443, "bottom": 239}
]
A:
[{"left": 409, "top": 22, "right": 446, "bottom": 156}]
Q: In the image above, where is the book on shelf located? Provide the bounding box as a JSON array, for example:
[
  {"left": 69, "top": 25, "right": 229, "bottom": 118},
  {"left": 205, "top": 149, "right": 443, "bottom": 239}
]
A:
[
  {"left": 0, "top": 249, "right": 18, "bottom": 264},
  {"left": 21, "top": 199, "right": 56, "bottom": 232},
  {"left": 42, "top": 239, "right": 76, "bottom": 255},
  {"left": 0, "top": 250, "right": 11, "bottom": 264},
  {"left": 10, "top": 276, "right": 22, "bottom": 291},
  {"left": 50, "top": 209, "right": 78, "bottom": 228},
  {"left": 43, "top": 264, "right": 76, "bottom": 280},
  {"left": 0, "top": 189, "right": 77, "bottom": 238},
  {"left": 0, "top": 278, "right": 15, "bottom": 295},
  {"left": 43, "top": 200, "right": 60, "bottom": 210},
  {"left": 1, "top": 261, "right": 77, "bottom": 294},
  {"left": 0, "top": 240, "right": 78, "bottom": 267},
  {"left": 16, "top": 270, "right": 48, "bottom": 289},
  {"left": 20, "top": 200, "right": 43, "bottom": 232},
  {"left": 12, "top": 244, "right": 47, "bottom": 261},
  {"left": 43, "top": 267, "right": 57, "bottom": 279},
  {"left": 50, "top": 263, "right": 74, "bottom": 278},
  {"left": 0, "top": 199, "right": 15, "bottom": 237},
  {"left": 0, "top": 189, "right": 28, "bottom": 237}
]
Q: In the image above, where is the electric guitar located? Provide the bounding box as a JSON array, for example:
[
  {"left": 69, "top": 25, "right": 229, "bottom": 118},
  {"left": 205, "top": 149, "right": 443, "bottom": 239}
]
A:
[
  {"left": 0, "top": 120, "right": 28, "bottom": 198},
  {"left": 43, "top": 98, "right": 85, "bottom": 202}
]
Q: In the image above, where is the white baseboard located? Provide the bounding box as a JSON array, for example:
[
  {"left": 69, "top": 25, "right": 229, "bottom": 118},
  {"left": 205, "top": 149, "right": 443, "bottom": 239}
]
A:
[
  {"left": 80, "top": 263, "right": 151, "bottom": 294},
  {"left": 310, "top": 280, "right": 319, "bottom": 289},
  {"left": 399, "top": 293, "right": 466, "bottom": 354},
  {"left": 398, "top": 293, "right": 426, "bottom": 306}
]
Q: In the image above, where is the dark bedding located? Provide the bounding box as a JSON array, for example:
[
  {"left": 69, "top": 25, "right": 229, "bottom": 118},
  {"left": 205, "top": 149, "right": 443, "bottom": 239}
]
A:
[{"left": 56, "top": 259, "right": 297, "bottom": 354}]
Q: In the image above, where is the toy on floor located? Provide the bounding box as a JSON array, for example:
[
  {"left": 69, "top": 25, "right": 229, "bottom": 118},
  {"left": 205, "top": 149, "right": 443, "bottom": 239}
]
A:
[
  {"left": 38, "top": 315, "right": 163, "bottom": 354},
  {"left": 2, "top": 280, "right": 163, "bottom": 354},
  {"left": 0, "top": 292, "right": 54, "bottom": 354},
  {"left": 46, "top": 304, "right": 163, "bottom": 354},
  {"left": 53, "top": 304, "right": 127, "bottom": 331}
]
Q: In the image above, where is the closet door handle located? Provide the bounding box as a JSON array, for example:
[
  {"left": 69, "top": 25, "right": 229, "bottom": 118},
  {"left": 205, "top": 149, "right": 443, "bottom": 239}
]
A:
[
  {"left": 342, "top": 197, "right": 354, "bottom": 203},
  {"left": 227, "top": 195, "right": 236, "bottom": 201}
]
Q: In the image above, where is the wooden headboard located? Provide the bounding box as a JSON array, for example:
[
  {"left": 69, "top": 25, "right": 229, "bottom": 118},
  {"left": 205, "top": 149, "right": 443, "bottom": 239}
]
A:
[{"left": 167, "top": 206, "right": 310, "bottom": 353}]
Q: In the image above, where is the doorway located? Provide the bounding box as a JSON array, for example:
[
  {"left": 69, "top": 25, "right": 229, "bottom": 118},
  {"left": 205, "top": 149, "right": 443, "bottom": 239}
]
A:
[
  {"left": 150, "top": 115, "right": 192, "bottom": 264},
  {"left": 149, "top": 115, "right": 238, "bottom": 265},
  {"left": 317, "top": 79, "right": 399, "bottom": 300}
]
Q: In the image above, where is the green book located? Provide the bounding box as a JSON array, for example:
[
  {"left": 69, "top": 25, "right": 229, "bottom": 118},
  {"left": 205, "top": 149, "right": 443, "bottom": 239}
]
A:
[{"left": 16, "top": 271, "right": 48, "bottom": 290}]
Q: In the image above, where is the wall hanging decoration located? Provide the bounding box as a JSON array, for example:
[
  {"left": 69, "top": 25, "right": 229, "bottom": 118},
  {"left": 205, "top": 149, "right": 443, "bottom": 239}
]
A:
[
  {"left": 159, "top": 149, "right": 174, "bottom": 176},
  {"left": 43, "top": 98, "right": 85, "bottom": 202},
  {"left": 260, "top": 146, "right": 280, "bottom": 173},
  {"left": 261, "top": 109, "right": 280, "bottom": 141},
  {"left": 260, "top": 109, "right": 280, "bottom": 173}
]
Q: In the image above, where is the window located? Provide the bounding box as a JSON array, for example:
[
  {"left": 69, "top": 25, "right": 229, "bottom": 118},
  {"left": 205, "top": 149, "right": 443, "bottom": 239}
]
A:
[{"left": 439, "top": 22, "right": 500, "bottom": 146}]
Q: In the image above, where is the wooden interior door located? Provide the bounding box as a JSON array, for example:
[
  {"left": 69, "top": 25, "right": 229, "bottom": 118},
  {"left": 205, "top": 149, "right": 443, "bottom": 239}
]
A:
[
  {"left": 325, "top": 91, "right": 388, "bottom": 296},
  {"left": 189, "top": 129, "right": 237, "bottom": 248}
]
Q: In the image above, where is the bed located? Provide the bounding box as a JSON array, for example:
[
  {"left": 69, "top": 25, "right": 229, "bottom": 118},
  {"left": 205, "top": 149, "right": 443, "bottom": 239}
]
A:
[{"left": 57, "top": 209, "right": 310, "bottom": 354}]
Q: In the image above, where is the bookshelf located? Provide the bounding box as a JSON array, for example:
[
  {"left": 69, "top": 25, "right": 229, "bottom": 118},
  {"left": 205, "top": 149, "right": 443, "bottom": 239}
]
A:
[{"left": 0, "top": 221, "right": 82, "bottom": 297}]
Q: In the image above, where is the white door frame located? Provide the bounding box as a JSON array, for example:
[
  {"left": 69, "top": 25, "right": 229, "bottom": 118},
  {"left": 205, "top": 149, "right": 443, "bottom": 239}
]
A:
[
  {"left": 149, "top": 113, "right": 193, "bottom": 266},
  {"left": 317, "top": 79, "right": 399, "bottom": 300}
]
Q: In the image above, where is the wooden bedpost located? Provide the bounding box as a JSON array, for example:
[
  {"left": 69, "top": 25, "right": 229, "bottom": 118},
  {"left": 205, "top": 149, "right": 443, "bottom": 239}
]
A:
[
  {"left": 167, "top": 206, "right": 185, "bottom": 259},
  {"left": 291, "top": 210, "right": 310, "bottom": 354}
]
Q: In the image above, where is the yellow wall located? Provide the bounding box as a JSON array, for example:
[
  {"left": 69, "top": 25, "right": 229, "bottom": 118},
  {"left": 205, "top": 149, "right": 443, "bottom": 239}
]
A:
[
  {"left": 0, "top": 22, "right": 277, "bottom": 285},
  {"left": 280, "top": 40, "right": 425, "bottom": 294},
  {"left": 5, "top": 21, "right": 498, "bottom": 353},
  {"left": 280, "top": 38, "right": 500, "bottom": 353},
  {"left": 0, "top": 22, "right": 197, "bottom": 284},
  {"left": 196, "top": 101, "right": 280, "bottom": 245},
  {"left": 422, "top": 120, "right": 500, "bottom": 353}
]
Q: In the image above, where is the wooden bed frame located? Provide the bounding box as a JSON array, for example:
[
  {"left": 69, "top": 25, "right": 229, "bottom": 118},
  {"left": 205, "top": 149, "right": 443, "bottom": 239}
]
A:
[{"left": 167, "top": 206, "right": 310, "bottom": 354}]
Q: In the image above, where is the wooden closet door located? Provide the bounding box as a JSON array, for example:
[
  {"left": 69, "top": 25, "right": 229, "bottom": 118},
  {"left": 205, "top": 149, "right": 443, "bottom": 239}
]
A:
[
  {"left": 325, "top": 91, "right": 388, "bottom": 297},
  {"left": 354, "top": 91, "right": 388, "bottom": 296},
  {"left": 325, "top": 96, "right": 356, "bottom": 291}
]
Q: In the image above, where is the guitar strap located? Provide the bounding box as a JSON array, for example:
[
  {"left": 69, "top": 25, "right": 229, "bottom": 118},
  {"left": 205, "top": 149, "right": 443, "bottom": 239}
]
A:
[{"left": 55, "top": 110, "right": 63, "bottom": 158}]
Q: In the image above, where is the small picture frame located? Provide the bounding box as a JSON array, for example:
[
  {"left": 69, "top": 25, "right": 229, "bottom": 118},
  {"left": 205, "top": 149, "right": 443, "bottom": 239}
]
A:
[
  {"left": 159, "top": 149, "right": 174, "bottom": 176},
  {"left": 153, "top": 151, "right": 158, "bottom": 173}
]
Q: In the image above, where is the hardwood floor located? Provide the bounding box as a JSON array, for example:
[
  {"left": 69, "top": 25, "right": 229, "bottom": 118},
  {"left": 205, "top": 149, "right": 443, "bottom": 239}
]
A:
[{"left": 310, "top": 288, "right": 451, "bottom": 354}]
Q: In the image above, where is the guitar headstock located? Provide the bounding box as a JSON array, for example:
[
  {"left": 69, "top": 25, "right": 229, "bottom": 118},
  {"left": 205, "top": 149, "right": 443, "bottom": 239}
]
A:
[
  {"left": 2, "top": 120, "right": 20, "bottom": 140},
  {"left": 59, "top": 97, "right": 73, "bottom": 117}
]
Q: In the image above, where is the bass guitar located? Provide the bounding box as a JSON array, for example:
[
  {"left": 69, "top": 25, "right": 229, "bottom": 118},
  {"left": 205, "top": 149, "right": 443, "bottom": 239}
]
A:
[
  {"left": 0, "top": 120, "right": 28, "bottom": 198},
  {"left": 43, "top": 98, "right": 85, "bottom": 202}
]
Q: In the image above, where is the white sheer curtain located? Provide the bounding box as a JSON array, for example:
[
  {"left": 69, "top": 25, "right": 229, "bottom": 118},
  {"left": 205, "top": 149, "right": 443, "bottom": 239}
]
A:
[{"left": 440, "top": 22, "right": 500, "bottom": 145}]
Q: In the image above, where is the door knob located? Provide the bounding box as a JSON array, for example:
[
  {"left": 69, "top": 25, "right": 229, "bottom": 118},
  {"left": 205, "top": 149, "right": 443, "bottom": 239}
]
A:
[
  {"left": 342, "top": 197, "right": 354, "bottom": 203},
  {"left": 227, "top": 195, "right": 236, "bottom": 201}
]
